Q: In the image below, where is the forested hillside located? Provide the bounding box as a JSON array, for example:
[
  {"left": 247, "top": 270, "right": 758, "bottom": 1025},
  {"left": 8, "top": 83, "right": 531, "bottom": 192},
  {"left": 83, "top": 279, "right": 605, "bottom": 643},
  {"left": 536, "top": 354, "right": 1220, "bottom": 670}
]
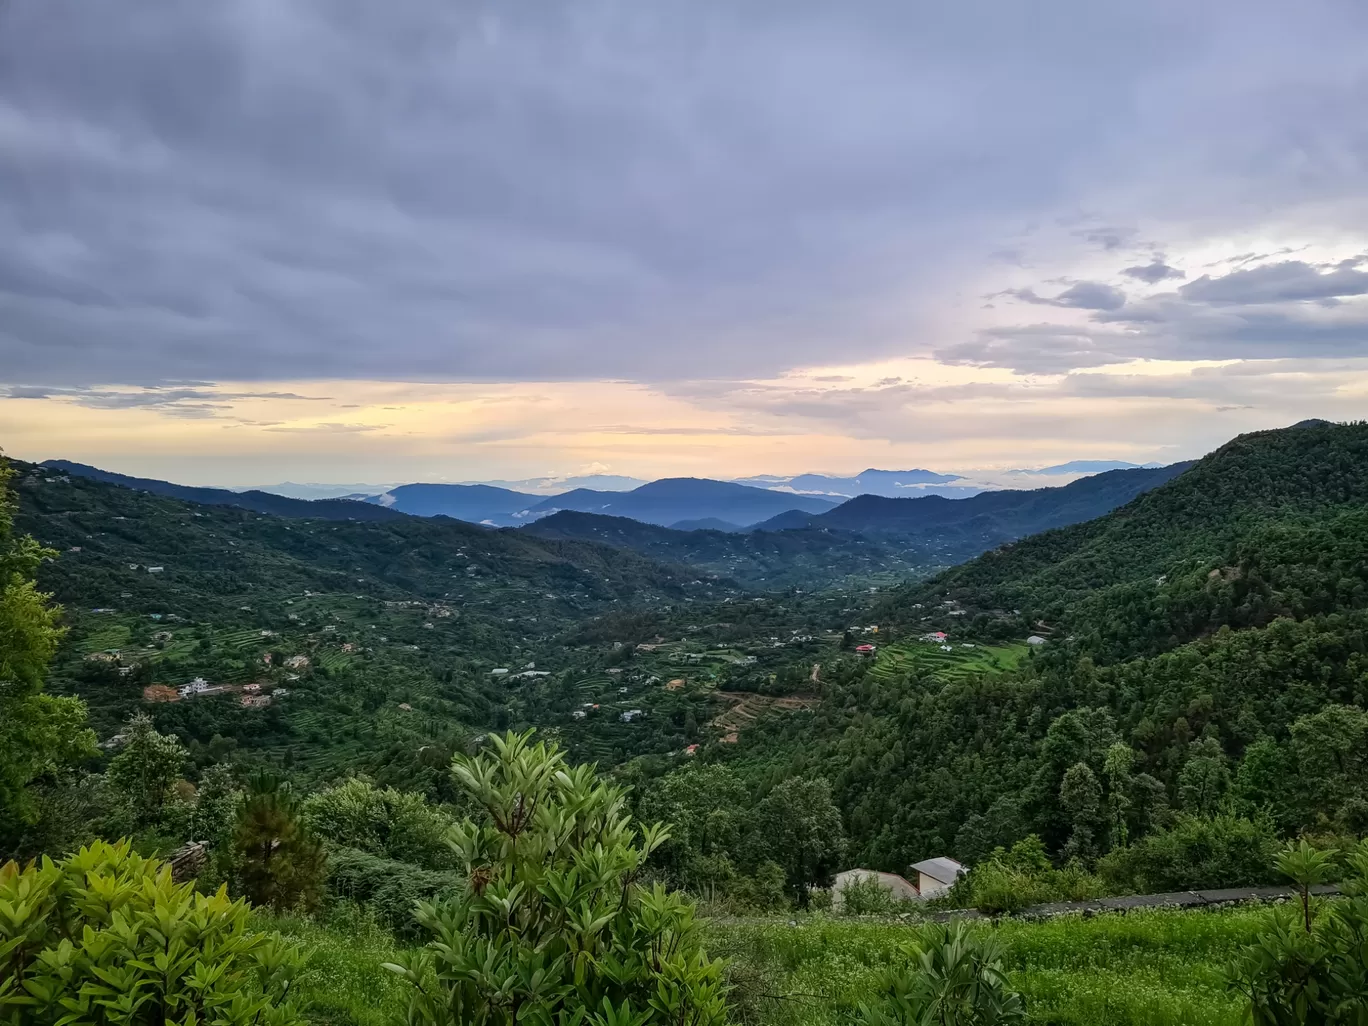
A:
[
  {"left": 45, "top": 459, "right": 407, "bottom": 522},
  {"left": 521, "top": 510, "right": 921, "bottom": 587},
  {"left": 12, "top": 461, "right": 734, "bottom": 782},
  {"left": 904, "top": 420, "right": 1368, "bottom": 658},
  {"left": 692, "top": 421, "right": 1368, "bottom": 885},
  {"left": 755, "top": 461, "right": 1189, "bottom": 561}
]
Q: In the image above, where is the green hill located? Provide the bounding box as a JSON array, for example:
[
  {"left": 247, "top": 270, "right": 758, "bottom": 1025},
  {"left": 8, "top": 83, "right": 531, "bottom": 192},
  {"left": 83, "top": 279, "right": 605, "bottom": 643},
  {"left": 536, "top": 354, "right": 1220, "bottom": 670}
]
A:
[
  {"left": 897, "top": 420, "right": 1368, "bottom": 658},
  {"left": 720, "top": 421, "right": 1368, "bottom": 872},
  {"left": 12, "top": 461, "right": 730, "bottom": 780},
  {"left": 520, "top": 510, "right": 921, "bottom": 588}
]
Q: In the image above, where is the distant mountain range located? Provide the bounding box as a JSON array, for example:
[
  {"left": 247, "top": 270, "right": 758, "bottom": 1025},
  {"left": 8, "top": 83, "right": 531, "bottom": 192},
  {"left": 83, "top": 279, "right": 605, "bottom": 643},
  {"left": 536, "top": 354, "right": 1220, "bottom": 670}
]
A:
[
  {"left": 251, "top": 461, "right": 1162, "bottom": 504},
  {"left": 751, "top": 463, "right": 1191, "bottom": 550},
  {"left": 46, "top": 457, "right": 1182, "bottom": 539},
  {"left": 38, "top": 456, "right": 1192, "bottom": 589},
  {"left": 40, "top": 461, "right": 406, "bottom": 522},
  {"left": 369, "top": 477, "right": 839, "bottom": 528},
  {"left": 732, "top": 468, "right": 976, "bottom": 499}
]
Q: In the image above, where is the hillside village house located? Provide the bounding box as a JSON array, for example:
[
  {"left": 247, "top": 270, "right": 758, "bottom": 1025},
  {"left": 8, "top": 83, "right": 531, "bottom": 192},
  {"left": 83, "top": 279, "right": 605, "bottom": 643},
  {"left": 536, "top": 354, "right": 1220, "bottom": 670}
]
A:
[
  {"left": 284, "top": 655, "right": 310, "bottom": 670},
  {"left": 855, "top": 643, "right": 877, "bottom": 656},
  {"left": 831, "top": 870, "right": 920, "bottom": 910},
  {"left": 910, "top": 857, "right": 966, "bottom": 898},
  {"left": 1027, "top": 635, "right": 1048, "bottom": 646}
]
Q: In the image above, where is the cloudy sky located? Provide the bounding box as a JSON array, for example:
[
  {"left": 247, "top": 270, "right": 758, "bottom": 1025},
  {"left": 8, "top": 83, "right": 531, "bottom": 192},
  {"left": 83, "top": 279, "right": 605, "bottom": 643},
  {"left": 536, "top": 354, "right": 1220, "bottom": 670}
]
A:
[{"left": 2, "top": 0, "right": 1367, "bottom": 486}]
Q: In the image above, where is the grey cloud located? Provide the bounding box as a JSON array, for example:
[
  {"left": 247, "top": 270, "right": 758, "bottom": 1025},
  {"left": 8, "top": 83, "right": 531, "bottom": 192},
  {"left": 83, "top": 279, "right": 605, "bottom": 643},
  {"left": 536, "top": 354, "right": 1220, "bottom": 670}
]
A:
[
  {"left": 936, "top": 324, "right": 1133, "bottom": 374},
  {"left": 1, "top": 384, "right": 323, "bottom": 412},
  {"left": 0, "top": 0, "right": 1365, "bottom": 387},
  {"left": 1122, "top": 260, "right": 1186, "bottom": 284},
  {"left": 1179, "top": 260, "right": 1368, "bottom": 305},
  {"left": 1006, "top": 281, "right": 1127, "bottom": 311}
]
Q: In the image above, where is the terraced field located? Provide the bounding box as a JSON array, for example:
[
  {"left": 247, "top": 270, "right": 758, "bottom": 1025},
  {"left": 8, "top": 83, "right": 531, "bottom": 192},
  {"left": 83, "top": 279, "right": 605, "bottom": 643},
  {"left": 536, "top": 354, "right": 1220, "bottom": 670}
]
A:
[
  {"left": 709, "top": 691, "right": 820, "bottom": 733},
  {"left": 863, "top": 640, "right": 1030, "bottom": 685}
]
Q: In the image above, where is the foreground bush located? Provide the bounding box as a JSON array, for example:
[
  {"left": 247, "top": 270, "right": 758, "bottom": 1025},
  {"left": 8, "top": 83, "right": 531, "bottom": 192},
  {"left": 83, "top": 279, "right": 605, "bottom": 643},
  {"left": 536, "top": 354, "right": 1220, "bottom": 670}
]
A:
[
  {"left": 860, "top": 922, "right": 1025, "bottom": 1026},
  {"left": 0, "top": 838, "right": 301, "bottom": 1026},
  {"left": 952, "top": 836, "right": 1106, "bottom": 915},
  {"left": 1229, "top": 839, "right": 1368, "bottom": 1024},
  {"left": 325, "top": 845, "right": 460, "bottom": 937},
  {"left": 385, "top": 730, "right": 728, "bottom": 1026}
]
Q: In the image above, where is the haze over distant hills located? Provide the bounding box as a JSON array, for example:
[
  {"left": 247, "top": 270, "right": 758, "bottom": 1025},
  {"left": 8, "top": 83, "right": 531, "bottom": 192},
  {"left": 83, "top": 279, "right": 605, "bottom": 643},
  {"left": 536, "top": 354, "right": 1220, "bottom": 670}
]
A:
[
  {"left": 752, "top": 463, "right": 1191, "bottom": 543},
  {"left": 248, "top": 460, "right": 1162, "bottom": 505},
  {"left": 45, "top": 457, "right": 1184, "bottom": 535},
  {"left": 369, "top": 477, "right": 840, "bottom": 528}
]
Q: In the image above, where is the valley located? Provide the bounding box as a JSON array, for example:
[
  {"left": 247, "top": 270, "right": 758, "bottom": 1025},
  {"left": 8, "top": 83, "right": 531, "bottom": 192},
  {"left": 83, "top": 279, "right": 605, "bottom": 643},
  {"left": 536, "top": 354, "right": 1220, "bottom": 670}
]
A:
[{"left": 6, "top": 420, "right": 1368, "bottom": 1025}]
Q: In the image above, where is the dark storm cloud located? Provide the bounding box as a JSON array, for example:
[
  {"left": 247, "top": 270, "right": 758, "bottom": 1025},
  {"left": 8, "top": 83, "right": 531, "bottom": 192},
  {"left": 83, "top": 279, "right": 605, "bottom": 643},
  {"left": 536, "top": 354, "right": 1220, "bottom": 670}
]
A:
[
  {"left": 1123, "top": 260, "right": 1186, "bottom": 284},
  {"left": 0, "top": 0, "right": 1366, "bottom": 387}
]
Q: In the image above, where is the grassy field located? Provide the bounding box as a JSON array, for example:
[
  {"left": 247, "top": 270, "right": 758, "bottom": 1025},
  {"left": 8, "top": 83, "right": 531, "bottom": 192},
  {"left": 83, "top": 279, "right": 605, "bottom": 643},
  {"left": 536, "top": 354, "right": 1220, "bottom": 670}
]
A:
[
  {"left": 267, "top": 905, "right": 1265, "bottom": 1026},
  {"left": 707, "top": 909, "right": 1261, "bottom": 1026}
]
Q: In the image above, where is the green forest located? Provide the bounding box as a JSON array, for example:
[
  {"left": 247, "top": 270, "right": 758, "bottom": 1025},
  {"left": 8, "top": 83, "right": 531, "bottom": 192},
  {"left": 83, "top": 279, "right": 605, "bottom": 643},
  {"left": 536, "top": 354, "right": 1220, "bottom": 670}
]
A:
[{"left": 4, "top": 422, "right": 1368, "bottom": 1024}]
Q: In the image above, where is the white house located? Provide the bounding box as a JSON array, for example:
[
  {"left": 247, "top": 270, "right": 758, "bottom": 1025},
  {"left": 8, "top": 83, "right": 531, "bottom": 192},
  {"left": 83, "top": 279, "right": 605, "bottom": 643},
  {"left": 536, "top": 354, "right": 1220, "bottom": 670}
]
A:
[
  {"left": 1027, "top": 635, "right": 1047, "bottom": 646},
  {"left": 909, "top": 857, "right": 966, "bottom": 898},
  {"left": 620, "top": 709, "right": 644, "bottom": 722},
  {"left": 830, "top": 869, "right": 920, "bottom": 910}
]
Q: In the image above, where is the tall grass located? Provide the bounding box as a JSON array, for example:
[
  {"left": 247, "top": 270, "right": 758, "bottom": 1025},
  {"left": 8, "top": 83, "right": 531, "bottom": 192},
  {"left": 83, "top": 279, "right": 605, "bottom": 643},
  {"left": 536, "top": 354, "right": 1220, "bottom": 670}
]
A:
[
  {"left": 254, "top": 901, "right": 1270, "bottom": 1025},
  {"left": 706, "top": 907, "right": 1267, "bottom": 1026},
  {"left": 257, "top": 905, "right": 418, "bottom": 1026}
]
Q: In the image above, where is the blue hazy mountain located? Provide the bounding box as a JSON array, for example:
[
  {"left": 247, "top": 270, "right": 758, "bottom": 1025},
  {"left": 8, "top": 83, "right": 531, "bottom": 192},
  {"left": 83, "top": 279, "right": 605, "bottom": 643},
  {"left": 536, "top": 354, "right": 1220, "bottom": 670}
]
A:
[
  {"left": 519, "top": 477, "right": 838, "bottom": 528},
  {"left": 733, "top": 468, "right": 972, "bottom": 499}
]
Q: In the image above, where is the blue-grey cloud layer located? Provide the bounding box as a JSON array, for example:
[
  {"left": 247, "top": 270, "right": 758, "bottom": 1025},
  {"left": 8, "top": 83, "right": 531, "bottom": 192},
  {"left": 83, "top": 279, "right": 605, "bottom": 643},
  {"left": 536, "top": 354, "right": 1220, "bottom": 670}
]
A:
[{"left": 1, "top": 0, "right": 1366, "bottom": 386}]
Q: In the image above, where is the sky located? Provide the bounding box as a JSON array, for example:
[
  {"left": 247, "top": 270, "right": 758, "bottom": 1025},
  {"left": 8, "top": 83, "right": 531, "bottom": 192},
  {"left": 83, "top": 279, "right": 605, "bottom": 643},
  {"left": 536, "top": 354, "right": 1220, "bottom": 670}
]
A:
[{"left": 2, "top": 0, "right": 1367, "bottom": 487}]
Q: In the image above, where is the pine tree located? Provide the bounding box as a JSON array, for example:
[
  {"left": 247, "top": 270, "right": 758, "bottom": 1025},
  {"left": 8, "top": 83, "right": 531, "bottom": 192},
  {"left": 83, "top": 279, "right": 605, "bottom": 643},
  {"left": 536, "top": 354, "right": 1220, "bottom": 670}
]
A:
[{"left": 234, "top": 775, "right": 325, "bottom": 912}]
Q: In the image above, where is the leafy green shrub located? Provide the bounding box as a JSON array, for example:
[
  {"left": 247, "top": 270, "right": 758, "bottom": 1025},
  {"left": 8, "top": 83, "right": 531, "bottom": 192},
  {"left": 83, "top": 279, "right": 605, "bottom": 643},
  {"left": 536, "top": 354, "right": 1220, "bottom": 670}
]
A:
[
  {"left": 1228, "top": 839, "right": 1368, "bottom": 1023},
  {"left": 384, "top": 730, "right": 728, "bottom": 1026},
  {"left": 0, "top": 838, "right": 302, "bottom": 1025},
  {"left": 325, "top": 846, "right": 460, "bottom": 937},
  {"left": 1098, "top": 814, "right": 1279, "bottom": 893},
  {"left": 860, "top": 922, "right": 1025, "bottom": 1026},
  {"left": 952, "top": 836, "right": 1107, "bottom": 915},
  {"left": 838, "top": 874, "right": 920, "bottom": 916},
  {"left": 302, "top": 777, "right": 456, "bottom": 868}
]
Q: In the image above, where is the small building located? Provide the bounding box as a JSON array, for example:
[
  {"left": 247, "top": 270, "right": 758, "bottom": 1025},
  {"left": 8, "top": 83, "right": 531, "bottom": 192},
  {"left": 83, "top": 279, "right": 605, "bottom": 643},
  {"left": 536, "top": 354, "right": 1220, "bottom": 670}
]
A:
[
  {"left": 341, "top": 643, "right": 356, "bottom": 653},
  {"left": 855, "top": 644, "right": 877, "bottom": 656},
  {"left": 240, "top": 694, "right": 271, "bottom": 709},
  {"left": 491, "top": 668, "right": 509, "bottom": 676},
  {"left": 571, "top": 710, "right": 587, "bottom": 720},
  {"left": 909, "top": 857, "right": 966, "bottom": 899},
  {"left": 1027, "top": 635, "right": 1047, "bottom": 646},
  {"left": 683, "top": 744, "right": 699, "bottom": 757},
  {"left": 146, "top": 566, "right": 164, "bottom": 574},
  {"left": 398, "top": 702, "right": 413, "bottom": 711},
  {"left": 284, "top": 655, "right": 310, "bottom": 670},
  {"left": 620, "top": 709, "right": 644, "bottom": 722},
  {"left": 921, "top": 631, "right": 948, "bottom": 643},
  {"left": 831, "top": 869, "right": 920, "bottom": 910},
  {"left": 666, "top": 678, "right": 685, "bottom": 690}
]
